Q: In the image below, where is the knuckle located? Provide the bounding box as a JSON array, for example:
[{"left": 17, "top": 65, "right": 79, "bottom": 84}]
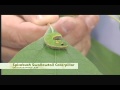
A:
[
  {"left": 73, "top": 22, "right": 89, "bottom": 40},
  {"left": 10, "top": 31, "right": 28, "bottom": 48},
  {"left": 16, "top": 36, "right": 28, "bottom": 49}
]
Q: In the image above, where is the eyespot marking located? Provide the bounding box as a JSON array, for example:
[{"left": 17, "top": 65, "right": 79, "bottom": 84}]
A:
[{"left": 44, "top": 24, "right": 68, "bottom": 49}]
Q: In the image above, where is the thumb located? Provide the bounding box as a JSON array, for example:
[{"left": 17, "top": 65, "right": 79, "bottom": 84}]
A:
[{"left": 21, "top": 15, "right": 59, "bottom": 26}]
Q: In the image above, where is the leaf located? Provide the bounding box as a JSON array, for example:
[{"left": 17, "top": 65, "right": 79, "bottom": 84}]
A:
[
  {"left": 87, "top": 39, "right": 120, "bottom": 75},
  {"left": 2, "top": 27, "right": 102, "bottom": 75}
]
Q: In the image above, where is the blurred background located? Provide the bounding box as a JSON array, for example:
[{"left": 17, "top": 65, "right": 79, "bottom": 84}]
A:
[{"left": 92, "top": 15, "right": 120, "bottom": 55}]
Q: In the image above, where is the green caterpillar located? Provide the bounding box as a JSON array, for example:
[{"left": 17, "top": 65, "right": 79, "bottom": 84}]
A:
[{"left": 44, "top": 24, "right": 68, "bottom": 49}]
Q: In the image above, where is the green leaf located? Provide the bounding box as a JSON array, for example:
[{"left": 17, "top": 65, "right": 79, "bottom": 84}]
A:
[
  {"left": 2, "top": 27, "right": 102, "bottom": 75},
  {"left": 87, "top": 39, "right": 120, "bottom": 75}
]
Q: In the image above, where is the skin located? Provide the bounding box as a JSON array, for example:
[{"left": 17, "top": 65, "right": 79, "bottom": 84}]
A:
[{"left": 1, "top": 15, "right": 99, "bottom": 62}]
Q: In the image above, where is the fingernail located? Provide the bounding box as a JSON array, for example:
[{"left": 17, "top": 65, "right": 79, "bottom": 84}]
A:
[
  {"left": 61, "top": 20, "right": 76, "bottom": 34},
  {"left": 85, "top": 15, "right": 96, "bottom": 29}
]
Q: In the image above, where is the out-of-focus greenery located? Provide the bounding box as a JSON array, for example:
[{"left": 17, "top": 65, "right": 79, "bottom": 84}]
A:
[{"left": 87, "top": 39, "right": 120, "bottom": 75}]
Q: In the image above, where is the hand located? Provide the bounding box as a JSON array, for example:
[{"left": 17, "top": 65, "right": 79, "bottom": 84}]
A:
[
  {"left": 2, "top": 15, "right": 59, "bottom": 62},
  {"left": 2, "top": 15, "right": 99, "bottom": 62},
  {"left": 53, "top": 15, "right": 99, "bottom": 55}
]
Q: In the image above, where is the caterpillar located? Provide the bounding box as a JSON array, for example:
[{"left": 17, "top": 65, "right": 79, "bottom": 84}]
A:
[{"left": 44, "top": 24, "right": 68, "bottom": 49}]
